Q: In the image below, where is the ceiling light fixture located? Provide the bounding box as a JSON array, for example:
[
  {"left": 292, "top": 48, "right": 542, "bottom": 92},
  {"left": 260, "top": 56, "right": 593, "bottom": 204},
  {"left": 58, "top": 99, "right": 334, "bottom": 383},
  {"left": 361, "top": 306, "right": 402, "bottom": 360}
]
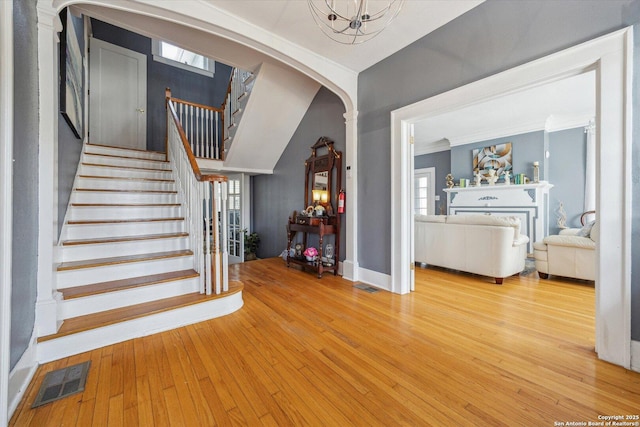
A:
[{"left": 308, "top": 0, "right": 405, "bottom": 45}]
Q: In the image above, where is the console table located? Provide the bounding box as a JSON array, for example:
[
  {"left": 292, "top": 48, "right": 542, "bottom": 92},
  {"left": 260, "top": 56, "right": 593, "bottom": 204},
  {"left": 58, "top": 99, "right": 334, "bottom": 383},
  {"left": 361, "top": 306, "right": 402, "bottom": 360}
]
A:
[
  {"left": 287, "top": 215, "right": 339, "bottom": 278},
  {"left": 444, "top": 181, "right": 553, "bottom": 253}
]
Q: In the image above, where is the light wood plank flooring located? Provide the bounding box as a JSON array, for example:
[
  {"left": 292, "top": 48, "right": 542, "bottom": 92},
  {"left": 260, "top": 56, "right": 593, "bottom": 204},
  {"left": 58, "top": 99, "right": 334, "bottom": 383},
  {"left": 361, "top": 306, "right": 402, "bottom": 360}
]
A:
[{"left": 10, "top": 258, "right": 640, "bottom": 426}]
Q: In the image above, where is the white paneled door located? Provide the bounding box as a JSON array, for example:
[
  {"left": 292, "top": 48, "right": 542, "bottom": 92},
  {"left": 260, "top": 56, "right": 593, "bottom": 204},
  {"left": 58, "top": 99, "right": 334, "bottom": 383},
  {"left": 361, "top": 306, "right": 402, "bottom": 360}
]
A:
[{"left": 89, "top": 38, "right": 146, "bottom": 149}]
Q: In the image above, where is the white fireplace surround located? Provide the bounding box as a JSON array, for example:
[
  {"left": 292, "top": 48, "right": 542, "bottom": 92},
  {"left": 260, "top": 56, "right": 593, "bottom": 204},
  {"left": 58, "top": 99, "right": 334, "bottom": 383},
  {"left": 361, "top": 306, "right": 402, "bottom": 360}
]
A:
[{"left": 444, "top": 182, "right": 553, "bottom": 253}]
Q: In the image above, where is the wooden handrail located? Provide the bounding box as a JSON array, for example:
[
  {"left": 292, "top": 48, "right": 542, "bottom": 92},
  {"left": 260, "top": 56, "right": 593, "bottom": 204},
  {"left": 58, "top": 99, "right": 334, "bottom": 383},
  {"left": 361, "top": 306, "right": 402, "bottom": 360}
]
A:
[
  {"left": 166, "top": 93, "right": 226, "bottom": 183},
  {"left": 170, "top": 96, "right": 224, "bottom": 114}
]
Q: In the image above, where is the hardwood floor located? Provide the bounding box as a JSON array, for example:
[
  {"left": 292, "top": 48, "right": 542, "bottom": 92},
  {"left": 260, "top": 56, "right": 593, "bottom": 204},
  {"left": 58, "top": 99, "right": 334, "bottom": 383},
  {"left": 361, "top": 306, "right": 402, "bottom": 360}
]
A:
[{"left": 10, "top": 258, "right": 640, "bottom": 426}]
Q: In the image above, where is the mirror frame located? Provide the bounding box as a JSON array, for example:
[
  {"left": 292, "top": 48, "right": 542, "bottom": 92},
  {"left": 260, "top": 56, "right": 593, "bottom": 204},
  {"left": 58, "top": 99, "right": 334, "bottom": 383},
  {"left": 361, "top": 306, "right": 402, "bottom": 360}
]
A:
[{"left": 304, "top": 136, "right": 342, "bottom": 214}]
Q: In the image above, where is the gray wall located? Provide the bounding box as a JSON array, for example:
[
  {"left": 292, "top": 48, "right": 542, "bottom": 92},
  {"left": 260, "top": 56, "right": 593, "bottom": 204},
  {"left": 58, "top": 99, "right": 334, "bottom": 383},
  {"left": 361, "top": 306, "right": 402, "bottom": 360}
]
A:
[
  {"left": 414, "top": 150, "right": 450, "bottom": 215},
  {"left": 252, "top": 87, "right": 344, "bottom": 260},
  {"left": 91, "top": 19, "right": 232, "bottom": 152},
  {"left": 11, "top": 0, "right": 39, "bottom": 370},
  {"left": 358, "top": 1, "right": 640, "bottom": 336},
  {"left": 58, "top": 10, "right": 84, "bottom": 238}
]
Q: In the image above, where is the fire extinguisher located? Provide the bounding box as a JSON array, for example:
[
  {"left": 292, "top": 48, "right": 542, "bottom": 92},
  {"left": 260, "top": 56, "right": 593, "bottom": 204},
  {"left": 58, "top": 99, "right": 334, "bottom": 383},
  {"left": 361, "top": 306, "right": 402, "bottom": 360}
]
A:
[{"left": 337, "top": 189, "right": 346, "bottom": 214}]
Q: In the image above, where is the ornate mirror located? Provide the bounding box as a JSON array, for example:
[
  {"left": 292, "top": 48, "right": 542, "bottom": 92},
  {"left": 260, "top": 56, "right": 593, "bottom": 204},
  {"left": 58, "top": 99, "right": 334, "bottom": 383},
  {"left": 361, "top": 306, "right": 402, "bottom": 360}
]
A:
[{"left": 305, "top": 137, "right": 342, "bottom": 216}]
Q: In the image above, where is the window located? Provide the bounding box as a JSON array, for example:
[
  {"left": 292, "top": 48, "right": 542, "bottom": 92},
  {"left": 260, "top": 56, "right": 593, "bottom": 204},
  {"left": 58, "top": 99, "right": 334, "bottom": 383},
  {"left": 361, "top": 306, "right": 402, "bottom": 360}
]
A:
[
  {"left": 414, "top": 167, "right": 435, "bottom": 216},
  {"left": 152, "top": 40, "right": 215, "bottom": 77}
]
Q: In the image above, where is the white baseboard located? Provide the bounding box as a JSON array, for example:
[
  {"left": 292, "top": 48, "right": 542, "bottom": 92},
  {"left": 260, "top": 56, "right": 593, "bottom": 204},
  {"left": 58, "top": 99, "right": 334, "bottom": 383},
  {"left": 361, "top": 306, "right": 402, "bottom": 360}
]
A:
[
  {"left": 341, "top": 260, "right": 357, "bottom": 281},
  {"left": 631, "top": 340, "right": 640, "bottom": 373},
  {"left": 8, "top": 332, "right": 38, "bottom": 420},
  {"left": 357, "top": 267, "right": 391, "bottom": 292}
]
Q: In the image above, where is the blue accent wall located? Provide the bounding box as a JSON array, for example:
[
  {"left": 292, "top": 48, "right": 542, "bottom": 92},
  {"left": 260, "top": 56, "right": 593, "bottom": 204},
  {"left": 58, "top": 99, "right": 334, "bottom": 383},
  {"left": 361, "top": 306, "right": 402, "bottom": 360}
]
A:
[
  {"left": 91, "top": 19, "right": 232, "bottom": 152},
  {"left": 11, "top": 0, "right": 39, "bottom": 369}
]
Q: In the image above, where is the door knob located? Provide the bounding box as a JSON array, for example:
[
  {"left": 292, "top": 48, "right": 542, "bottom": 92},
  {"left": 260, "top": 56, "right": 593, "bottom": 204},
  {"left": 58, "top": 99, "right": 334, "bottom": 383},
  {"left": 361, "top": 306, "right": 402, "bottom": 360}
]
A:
[{"left": 136, "top": 108, "right": 145, "bottom": 113}]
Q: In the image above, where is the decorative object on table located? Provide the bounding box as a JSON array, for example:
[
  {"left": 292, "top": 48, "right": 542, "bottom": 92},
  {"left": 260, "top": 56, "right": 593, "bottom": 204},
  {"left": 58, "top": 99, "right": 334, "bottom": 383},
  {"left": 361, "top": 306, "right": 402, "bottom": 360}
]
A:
[
  {"left": 303, "top": 247, "right": 319, "bottom": 262},
  {"left": 294, "top": 243, "right": 304, "bottom": 258},
  {"left": 474, "top": 171, "right": 483, "bottom": 187},
  {"left": 503, "top": 170, "right": 511, "bottom": 185},
  {"left": 243, "top": 229, "right": 260, "bottom": 261},
  {"left": 324, "top": 243, "right": 334, "bottom": 266},
  {"left": 459, "top": 178, "right": 467, "bottom": 188},
  {"left": 486, "top": 169, "right": 499, "bottom": 185},
  {"left": 532, "top": 161, "right": 540, "bottom": 183},
  {"left": 473, "top": 142, "right": 512, "bottom": 179},
  {"left": 305, "top": 205, "right": 315, "bottom": 216},
  {"left": 515, "top": 173, "right": 529, "bottom": 185},
  {"left": 445, "top": 174, "right": 455, "bottom": 188},
  {"left": 314, "top": 205, "right": 325, "bottom": 216},
  {"left": 556, "top": 202, "right": 567, "bottom": 229}
]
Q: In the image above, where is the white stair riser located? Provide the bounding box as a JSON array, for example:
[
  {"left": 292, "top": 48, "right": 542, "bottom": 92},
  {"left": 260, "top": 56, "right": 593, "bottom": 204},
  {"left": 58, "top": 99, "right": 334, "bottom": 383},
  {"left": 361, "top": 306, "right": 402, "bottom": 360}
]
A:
[
  {"left": 71, "top": 191, "right": 178, "bottom": 204},
  {"left": 57, "top": 255, "right": 195, "bottom": 288},
  {"left": 58, "top": 276, "right": 200, "bottom": 319},
  {"left": 85, "top": 145, "right": 166, "bottom": 161},
  {"left": 80, "top": 164, "right": 173, "bottom": 180},
  {"left": 75, "top": 177, "right": 175, "bottom": 192},
  {"left": 61, "top": 237, "right": 190, "bottom": 262},
  {"left": 64, "top": 221, "right": 185, "bottom": 240},
  {"left": 67, "top": 206, "right": 182, "bottom": 221},
  {"left": 83, "top": 154, "right": 171, "bottom": 170}
]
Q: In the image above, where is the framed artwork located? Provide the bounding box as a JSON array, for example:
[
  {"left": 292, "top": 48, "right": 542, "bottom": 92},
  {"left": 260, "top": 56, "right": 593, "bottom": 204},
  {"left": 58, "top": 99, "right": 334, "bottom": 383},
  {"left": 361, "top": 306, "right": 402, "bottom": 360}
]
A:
[
  {"left": 473, "top": 142, "right": 512, "bottom": 177},
  {"left": 60, "top": 9, "right": 84, "bottom": 139}
]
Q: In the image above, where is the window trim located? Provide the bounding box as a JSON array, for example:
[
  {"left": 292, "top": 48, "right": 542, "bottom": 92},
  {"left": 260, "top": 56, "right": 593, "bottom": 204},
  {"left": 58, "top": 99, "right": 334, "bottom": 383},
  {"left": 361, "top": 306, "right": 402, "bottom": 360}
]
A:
[{"left": 151, "top": 40, "right": 214, "bottom": 78}]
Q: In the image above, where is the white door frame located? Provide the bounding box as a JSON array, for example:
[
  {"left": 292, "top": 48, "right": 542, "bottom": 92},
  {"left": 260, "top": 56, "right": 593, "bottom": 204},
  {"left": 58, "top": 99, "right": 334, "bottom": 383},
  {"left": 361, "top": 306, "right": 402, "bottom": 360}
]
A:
[{"left": 391, "top": 27, "right": 633, "bottom": 368}]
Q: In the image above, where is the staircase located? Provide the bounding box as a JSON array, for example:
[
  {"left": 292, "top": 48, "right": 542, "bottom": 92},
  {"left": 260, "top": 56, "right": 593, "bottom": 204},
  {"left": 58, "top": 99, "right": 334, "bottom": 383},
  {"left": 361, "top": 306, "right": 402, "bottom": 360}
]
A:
[{"left": 37, "top": 143, "right": 243, "bottom": 363}]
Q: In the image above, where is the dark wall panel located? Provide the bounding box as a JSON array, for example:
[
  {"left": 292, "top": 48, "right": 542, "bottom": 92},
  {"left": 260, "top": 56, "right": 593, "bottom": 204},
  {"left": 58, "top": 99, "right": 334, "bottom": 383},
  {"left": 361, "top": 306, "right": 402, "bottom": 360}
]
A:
[{"left": 11, "top": 0, "right": 39, "bottom": 369}]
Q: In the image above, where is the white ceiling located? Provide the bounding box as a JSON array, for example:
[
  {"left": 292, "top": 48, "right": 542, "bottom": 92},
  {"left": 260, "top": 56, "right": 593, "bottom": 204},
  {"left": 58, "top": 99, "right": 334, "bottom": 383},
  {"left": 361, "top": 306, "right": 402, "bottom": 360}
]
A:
[
  {"left": 413, "top": 71, "right": 596, "bottom": 155},
  {"left": 204, "top": 1, "right": 484, "bottom": 72}
]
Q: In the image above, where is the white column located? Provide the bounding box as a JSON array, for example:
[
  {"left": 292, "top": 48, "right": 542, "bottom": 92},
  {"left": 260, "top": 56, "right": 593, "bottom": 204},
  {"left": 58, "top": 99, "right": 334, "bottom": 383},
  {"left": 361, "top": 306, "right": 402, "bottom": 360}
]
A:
[
  {"left": 0, "top": 1, "right": 14, "bottom": 423},
  {"left": 341, "top": 109, "right": 358, "bottom": 281},
  {"left": 35, "top": 3, "right": 63, "bottom": 336}
]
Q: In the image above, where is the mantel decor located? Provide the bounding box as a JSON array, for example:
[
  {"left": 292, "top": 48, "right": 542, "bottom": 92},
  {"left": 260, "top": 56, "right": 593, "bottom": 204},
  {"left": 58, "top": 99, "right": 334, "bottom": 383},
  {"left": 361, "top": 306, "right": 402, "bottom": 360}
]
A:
[{"left": 472, "top": 142, "right": 512, "bottom": 179}]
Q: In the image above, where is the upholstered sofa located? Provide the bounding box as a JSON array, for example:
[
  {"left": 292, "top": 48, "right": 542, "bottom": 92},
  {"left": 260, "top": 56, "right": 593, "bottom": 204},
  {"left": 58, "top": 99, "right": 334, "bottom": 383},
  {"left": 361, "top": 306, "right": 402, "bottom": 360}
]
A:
[
  {"left": 532, "top": 222, "right": 597, "bottom": 281},
  {"left": 415, "top": 214, "right": 529, "bottom": 284}
]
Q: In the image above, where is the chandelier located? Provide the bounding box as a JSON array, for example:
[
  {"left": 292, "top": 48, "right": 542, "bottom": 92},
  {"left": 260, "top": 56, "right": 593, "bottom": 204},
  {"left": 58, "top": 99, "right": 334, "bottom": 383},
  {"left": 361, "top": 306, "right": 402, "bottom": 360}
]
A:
[{"left": 308, "top": 0, "right": 405, "bottom": 45}]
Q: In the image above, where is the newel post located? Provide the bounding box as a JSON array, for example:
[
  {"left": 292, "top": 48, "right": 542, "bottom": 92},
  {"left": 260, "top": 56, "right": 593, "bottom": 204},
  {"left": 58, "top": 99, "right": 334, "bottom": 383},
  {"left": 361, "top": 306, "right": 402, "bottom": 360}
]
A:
[{"left": 165, "top": 87, "right": 171, "bottom": 157}]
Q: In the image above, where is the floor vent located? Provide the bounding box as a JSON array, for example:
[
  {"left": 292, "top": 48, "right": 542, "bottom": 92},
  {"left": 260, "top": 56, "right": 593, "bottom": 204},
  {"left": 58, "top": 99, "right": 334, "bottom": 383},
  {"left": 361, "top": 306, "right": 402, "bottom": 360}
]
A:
[
  {"left": 353, "top": 283, "right": 379, "bottom": 293},
  {"left": 32, "top": 361, "right": 91, "bottom": 408}
]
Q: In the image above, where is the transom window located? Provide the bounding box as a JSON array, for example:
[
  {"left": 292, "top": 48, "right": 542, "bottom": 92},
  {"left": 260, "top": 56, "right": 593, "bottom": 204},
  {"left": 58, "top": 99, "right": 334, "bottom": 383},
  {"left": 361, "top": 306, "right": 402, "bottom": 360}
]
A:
[{"left": 152, "top": 40, "right": 215, "bottom": 77}]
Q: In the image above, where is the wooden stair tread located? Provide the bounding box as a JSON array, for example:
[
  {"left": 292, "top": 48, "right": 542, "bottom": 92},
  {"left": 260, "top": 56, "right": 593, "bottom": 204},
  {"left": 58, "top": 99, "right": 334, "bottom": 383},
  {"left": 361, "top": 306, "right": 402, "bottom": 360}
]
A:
[
  {"left": 84, "top": 152, "right": 169, "bottom": 163},
  {"left": 62, "top": 232, "right": 189, "bottom": 246},
  {"left": 78, "top": 174, "right": 174, "bottom": 183},
  {"left": 86, "top": 143, "right": 166, "bottom": 155},
  {"left": 60, "top": 269, "right": 199, "bottom": 300},
  {"left": 39, "top": 281, "right": 243, "bottom": 342},
  {"left": 82, "top": 162, "right": 171, "bottom": 172},
  {"left": 75, "top": 188, "right": 177, "bottom": 194},
  {"left": 57, "top": 250, "right": 193, "bottom": 271},
  {"left": 67, "top": 217, "right": 184, "bottom": 225}
]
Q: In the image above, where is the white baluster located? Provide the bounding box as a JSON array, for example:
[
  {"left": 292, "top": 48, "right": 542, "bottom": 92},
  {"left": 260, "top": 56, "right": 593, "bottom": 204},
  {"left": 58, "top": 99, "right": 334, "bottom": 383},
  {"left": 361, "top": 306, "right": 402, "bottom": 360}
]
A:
[
  {"left": 220, "top": 180, "right": 229, "bottom": 292},
  {"left": 213, "top": 181, "right": 221, "bottom": 295}
]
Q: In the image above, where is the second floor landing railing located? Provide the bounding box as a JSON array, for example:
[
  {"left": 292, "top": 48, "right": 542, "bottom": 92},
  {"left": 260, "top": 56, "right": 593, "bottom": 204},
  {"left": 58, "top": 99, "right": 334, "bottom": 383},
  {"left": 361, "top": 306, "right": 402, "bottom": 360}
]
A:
[
  {"left": 166, "top": 88, "right": 229, "bottom": 295},
  {"left": 167, "top": 89, "right": 225, "bottom": 161}
]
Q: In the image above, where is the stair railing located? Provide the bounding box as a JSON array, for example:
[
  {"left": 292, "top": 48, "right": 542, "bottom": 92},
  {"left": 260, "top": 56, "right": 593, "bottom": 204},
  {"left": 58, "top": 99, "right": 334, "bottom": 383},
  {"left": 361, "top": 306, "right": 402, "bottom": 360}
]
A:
[
  {"left": 169, "top": 95, "right": 225, "bottom": 161},
  {"left": 166, "top": 88, "right": 229, "bottom": 295},
  {"left": 223, "top": 67, "right": 254, "bottom": 151}
]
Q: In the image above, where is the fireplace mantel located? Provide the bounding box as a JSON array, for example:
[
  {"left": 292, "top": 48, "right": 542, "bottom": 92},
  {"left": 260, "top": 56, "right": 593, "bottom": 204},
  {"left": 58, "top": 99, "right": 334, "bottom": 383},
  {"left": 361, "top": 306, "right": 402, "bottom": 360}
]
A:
[{"left": 444, "top": 181, "right": 553, "bottom": 253}]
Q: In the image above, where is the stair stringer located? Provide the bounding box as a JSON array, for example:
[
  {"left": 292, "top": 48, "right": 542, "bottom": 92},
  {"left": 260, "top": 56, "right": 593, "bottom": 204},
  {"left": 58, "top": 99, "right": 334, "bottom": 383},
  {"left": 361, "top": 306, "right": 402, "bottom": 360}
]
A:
[{"left": 221, "top": 62, "right": 321, "bottom": 173}]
